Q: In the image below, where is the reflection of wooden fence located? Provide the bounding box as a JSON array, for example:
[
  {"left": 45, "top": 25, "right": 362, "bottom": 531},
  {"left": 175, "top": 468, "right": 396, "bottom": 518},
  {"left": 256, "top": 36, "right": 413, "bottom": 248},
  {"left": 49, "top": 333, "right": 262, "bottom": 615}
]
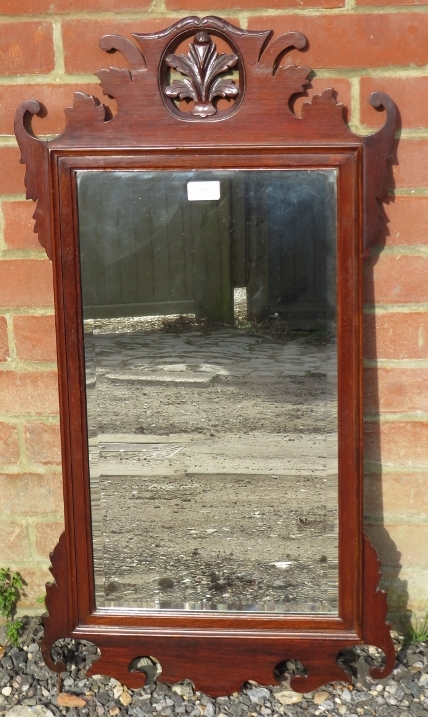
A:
[
  {"left": 77, "top": 171, "right": 234, "bottom": 324},
  {"left": 77, "top": 170, "right": 336, "bottom": 328},
  {"left": 246, "top": 172, "right": 336, "bottom": 328}
]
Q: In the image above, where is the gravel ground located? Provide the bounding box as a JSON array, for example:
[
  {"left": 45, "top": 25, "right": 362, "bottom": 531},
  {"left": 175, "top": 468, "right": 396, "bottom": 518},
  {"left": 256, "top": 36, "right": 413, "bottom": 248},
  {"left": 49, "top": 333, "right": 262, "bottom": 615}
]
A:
[{"left": 1, "top": 618, "right": 428, "bottom": 717}]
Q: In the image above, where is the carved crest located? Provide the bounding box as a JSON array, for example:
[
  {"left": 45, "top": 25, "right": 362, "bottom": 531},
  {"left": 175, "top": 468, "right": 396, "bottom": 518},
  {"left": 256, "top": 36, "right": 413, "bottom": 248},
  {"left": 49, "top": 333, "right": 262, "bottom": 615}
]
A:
[{"left": 165, "top": 31, "right": 239, "bottom": 118}]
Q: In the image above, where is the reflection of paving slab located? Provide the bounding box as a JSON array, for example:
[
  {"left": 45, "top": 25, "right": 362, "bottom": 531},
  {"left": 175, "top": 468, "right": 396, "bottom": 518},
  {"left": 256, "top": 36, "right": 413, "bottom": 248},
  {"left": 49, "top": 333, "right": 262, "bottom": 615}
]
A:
[
  {"left": 106, "top": 371, "right": 216, "bottom": 386},
  {"left": 91, "top": 432, "right": 333, "bottom": 476}
]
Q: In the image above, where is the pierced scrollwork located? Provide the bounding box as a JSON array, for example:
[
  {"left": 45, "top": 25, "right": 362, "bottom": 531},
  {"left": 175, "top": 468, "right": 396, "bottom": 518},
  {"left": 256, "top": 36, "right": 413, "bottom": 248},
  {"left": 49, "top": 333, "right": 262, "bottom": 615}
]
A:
[{"left": 165, "top": 31, "right": 239, "bottom": 118}]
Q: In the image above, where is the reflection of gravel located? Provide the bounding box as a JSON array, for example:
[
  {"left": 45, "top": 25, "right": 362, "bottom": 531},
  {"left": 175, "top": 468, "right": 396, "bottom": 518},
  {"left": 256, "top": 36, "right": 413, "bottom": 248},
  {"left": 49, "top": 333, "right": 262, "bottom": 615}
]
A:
[
  {"left": 96, "top": 374, "right": 328, "bottom": 436},
  {"left": 1, "top": 618, "right": 428, "bottom": 714},
  {"left": 86, "top": 325, "right": 337, "bottom": 613},
  {"left": 100, "top": 473, "right": 333, "bottom": 612}
]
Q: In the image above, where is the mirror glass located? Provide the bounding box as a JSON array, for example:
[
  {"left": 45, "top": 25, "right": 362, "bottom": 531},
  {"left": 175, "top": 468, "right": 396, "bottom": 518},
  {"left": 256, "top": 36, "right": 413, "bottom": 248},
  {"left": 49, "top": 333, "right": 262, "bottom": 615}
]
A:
[{"left": 77, "top": 169, "right": 338, "bottom": 613}]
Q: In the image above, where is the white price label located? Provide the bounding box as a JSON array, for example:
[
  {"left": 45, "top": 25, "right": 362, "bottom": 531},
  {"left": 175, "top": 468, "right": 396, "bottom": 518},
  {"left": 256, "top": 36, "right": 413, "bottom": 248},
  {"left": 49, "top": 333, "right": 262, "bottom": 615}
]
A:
[{"left": 187, "top": 181, "right": 221, "bottom": 201}]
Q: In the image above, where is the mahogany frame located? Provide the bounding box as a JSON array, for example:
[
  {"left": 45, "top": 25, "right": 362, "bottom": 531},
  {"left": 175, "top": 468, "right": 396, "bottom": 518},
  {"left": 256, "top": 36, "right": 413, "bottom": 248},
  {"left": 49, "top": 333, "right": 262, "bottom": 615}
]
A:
[{"left": 15, "top": 16, "right": 398, "bottom": 695}]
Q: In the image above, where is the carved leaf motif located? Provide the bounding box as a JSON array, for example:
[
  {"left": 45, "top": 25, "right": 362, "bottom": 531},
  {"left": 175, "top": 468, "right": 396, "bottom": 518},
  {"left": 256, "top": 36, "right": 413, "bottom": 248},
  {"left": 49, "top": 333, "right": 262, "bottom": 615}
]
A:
[
  {"left": 96, "top": 67, "right": 132, "bottom": 98},
  {"left": 99, "top": 35, "right": 147, "bottom": 74},
  {"left": 208, "top": 77, "right": 239, "bottom": 102},
  {"left": 65, "top": 92, "right": 106, "bottom": 123},
  {"left": 363, "top": 92, "right": 398, "bottom": 254},
  {"left": 14, "top": 100, "right": 52, "bottom": 259},
  {"left": 165, "top": 31, "right": 238, "bottom": 117},
  {"left": 165, "top": 79, "right": 198, "bottom": 102}
]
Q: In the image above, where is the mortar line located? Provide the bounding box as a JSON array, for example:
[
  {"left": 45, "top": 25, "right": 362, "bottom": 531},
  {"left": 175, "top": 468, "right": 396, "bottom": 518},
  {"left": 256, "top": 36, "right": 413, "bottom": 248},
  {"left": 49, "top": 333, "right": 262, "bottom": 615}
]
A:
[
  {"left": 391, "top": 189, "right": 428, "bottom": 197},
  {"left": 0, "top": 250, "right": 53, "bottom": 259},
  {"left": 0, "top": 465, "right": 62, "bottom": 475},
  {"left": 0, "top": 202, "right": 6, "bottom": 252},
  {"left": 15, "top": 420, "right": 29, "bottom": 471},
  {"left": 364, "top": 359, "right": 428, "bottom": 368},
  {"left": 25, "top": 519, "right": 37, "bottom": 562},
  {"left": 239, "top": 14, "right": 249, "bottom": 30},
  {"left": 364, "top": 303, "right": 428, "bottom": 313},
  {"left": 0, "top": 361, "right": 58, "bottom": 372},
  {"left": 364, "top": 515, "right": 428, "bottom": 525},
  {"left": 349, "top": 76, "right": 361, "bottom": 131},
  {"left": 0, "top": 415, "right": 60, "bottom": 424},
  {"left": 364, "top": 461, "right": 428, "bottom": 473},
  {"left": 0, "top": 194, "right": 28, "bottom": 202},
  {"left": 5, "top": 312, "right": 16, "bottom": 362},
  {"left": 364, "top": 412, "right": 428, "bottom": 421},
  {"left": 52, "top": 19, "right": 66, "bottom": 76},
  {"left": 25, "top": 515, "right": 65, "bottom": 525},
  {"left": 2, "top": 5, "right": 428, "bottom": 19},
  {"left": 0, "top": 137, "right": 18, "bottom": 147},
  {"left": 370, "top": 245, "right": 428, "bottom": 256}
]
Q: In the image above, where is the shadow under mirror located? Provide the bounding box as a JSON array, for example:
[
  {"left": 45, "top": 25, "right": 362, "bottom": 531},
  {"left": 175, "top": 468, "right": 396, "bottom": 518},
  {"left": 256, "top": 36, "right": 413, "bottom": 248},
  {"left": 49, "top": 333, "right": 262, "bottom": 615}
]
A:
[{"left": 77, "top": 169, "right": 338, "bottom": 614}]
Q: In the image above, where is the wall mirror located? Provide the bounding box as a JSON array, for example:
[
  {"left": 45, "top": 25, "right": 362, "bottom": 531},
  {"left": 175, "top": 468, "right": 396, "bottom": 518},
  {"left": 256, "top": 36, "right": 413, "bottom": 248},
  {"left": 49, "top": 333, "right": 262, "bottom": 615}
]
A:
[{"left": 15, "top": 16, "right": 397, "bottom": 695}]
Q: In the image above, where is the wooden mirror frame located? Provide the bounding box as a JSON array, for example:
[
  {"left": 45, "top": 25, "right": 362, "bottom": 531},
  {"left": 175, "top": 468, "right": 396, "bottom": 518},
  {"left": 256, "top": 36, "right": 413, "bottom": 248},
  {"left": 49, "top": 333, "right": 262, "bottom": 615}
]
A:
[{"left": 15, "top": 16, "right": 398, "bottom": 696}]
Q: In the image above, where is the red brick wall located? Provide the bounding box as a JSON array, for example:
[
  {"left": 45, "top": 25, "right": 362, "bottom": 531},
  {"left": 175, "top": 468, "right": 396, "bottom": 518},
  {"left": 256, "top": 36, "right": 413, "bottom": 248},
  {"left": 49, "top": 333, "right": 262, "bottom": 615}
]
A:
[{"left": 0, "top": 0, "right": 426, "bottom": 623}]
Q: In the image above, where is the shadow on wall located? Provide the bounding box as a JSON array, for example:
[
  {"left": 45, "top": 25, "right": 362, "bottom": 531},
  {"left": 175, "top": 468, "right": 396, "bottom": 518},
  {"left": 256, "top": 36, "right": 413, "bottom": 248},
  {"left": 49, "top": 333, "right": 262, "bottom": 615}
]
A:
[{"left": 363, "top": 110, "right": 412, "bottom": 633}]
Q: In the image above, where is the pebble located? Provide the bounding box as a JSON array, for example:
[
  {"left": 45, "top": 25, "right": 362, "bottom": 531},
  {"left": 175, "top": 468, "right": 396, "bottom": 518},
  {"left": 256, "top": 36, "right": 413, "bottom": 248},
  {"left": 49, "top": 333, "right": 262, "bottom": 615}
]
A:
[
  {"left": 313, "top": 691, "right": 330, "bottom": 704},
  {"left": 158, "top": 577, "right": 174, "bottom": 589},
  {"left": 0, "top": 619, "right": 427, "bottom": 717},
  {"left": 274, "top": 690, "right": 302, "bottom": 705},
  {"left": 4, "top": 708, "right": 54, "bottom": 717},
  {"left": 119, "top": 690, "right": 132, "bottom": 706},
  {"left": 57, "top": 693, "right": 86, "bottom": 707}
]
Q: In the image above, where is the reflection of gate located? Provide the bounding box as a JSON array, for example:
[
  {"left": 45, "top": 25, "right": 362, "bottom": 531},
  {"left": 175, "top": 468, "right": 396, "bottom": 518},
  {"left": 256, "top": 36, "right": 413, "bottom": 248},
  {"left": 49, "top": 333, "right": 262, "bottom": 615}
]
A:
[
  {"left": 77, "top": 170, "right": 336, "bottom": 329},
  {"left": 245, "top": 171, "right": 336, "bottom": 328},
  {"left": 77, "top": 171, "right": 234, "bottom": 324}
]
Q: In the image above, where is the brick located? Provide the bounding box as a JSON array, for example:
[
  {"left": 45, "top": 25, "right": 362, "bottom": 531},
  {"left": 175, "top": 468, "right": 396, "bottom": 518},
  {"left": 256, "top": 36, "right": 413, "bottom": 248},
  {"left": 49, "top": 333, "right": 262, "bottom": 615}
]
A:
[
  {"left": 1, "top": 0, "right": 151, "bottom": 12},
  {"left": 33, "top": 521, "right": 64, "bottom": 559},
  {"left": 168, "top": 0, "right": 342, "bottom": 9},
  {"left": 0, "top": 371, "right": 59, "bottom": 415},
  {"left": 365, "top": 473, "right": 428, "bottom": 519},
  {"left": 383, "top": 196, "right": 428, "bottom": 247},
  {"left": 381, "top": 565, "right": 428, "bottom": 617},
  {"left": 0, "top": 422, "right": 19, "bottom": 463},
  {"left": 365, "top": 367, "right": 428, "bottom": 413},
  {"left": 14, "top": 315, "right": 56, "bottom": 362},
  {"left": 0, "top": 22, "right": 54, "bottom": 75},
  {"left": 293, "top": 78, "right": 351, "bottom": 121},
  {"left": 366, "top": 524, "right": 428, "bottom": 567},
  {"left": 357, "top": 0, "right": 427, "bottom": 7},
  {"left": 392, "top": 139, "right": 428, "bottom": 189},
  {"left": 365, "top": 420, "right": 428, "bottom": 466},
  {"left": 14, "top": 565, "right": 53, "bottom": 612},
  {"left": 62, "top": 19, "right": 180, "bottom": 73},
  {"left": 2, "top": 201, "right": 41, "bottom": 251},
  {"left": 0, "top": 0, "right": 151, "bottom": 10},
  {"left": 0, "top": 315, "right": 8, "bottom": 362},
  {"left": 248, "top": 15, "right": 428, "bottom": 69},
  {"left": 0, "top": 521, "right": 31, "bottom": 561},
  {"left": 0, "top": 148, "right": 26, "bottom": 195},
  {"left": 364, "top": 312, "right": 428, "bottom": 360},
  {"left": 24, "top": 422, "right": 61, "bottom": 464},
  {"left": 361, "top": 77, "right": 428, "bottom": 130},
  {"left": 0, "top": 472, "right": 63, "bottom": 515},
  {"left": 0, "top": 84, "right": 117, "bottom": 136},
  {"left": 365, "top": 255, "right": 428, "bottom": 304},
  {"left": 0, "top": 260, "right": 54, "bottom": 308}
]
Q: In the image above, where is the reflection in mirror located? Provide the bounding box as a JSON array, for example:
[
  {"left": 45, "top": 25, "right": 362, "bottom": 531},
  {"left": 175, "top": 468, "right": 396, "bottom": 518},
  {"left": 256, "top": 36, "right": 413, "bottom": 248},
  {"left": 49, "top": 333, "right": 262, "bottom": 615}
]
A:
[{"left": 78, "top": 169, "right": 338, "bottom": 613}]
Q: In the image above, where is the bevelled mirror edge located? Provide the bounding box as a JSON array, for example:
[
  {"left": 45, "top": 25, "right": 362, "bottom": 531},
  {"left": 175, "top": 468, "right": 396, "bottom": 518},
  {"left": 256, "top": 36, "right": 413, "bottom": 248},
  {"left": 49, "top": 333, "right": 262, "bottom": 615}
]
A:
[{"left": 13, "top": 14, "right": 398, "bottom": 696}]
